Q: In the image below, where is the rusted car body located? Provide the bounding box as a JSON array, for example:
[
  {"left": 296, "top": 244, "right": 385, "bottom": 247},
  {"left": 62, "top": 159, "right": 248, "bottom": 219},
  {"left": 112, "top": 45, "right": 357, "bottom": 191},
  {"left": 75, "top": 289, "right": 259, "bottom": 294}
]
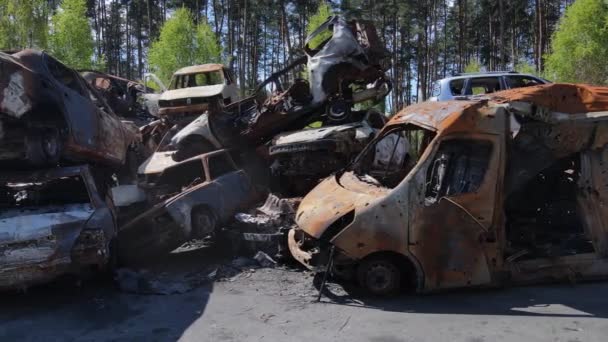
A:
[
  {"left": 158, "top": 64, "right": 238, "bottom": 119},
  {"left": 0, "top": 50, "right": 139, "bottom": 166},
  {"left": 118, "top": 149, "right": 260, "bottom": 263},
  {"left": 0, "top": 166, "right": 115, "bottom": 290},
  {"left": 289, "top": 83, "right": 608, "bottom": 295},
  {"left": 80, "top": 70, "right": 153, "bottom": 118}
]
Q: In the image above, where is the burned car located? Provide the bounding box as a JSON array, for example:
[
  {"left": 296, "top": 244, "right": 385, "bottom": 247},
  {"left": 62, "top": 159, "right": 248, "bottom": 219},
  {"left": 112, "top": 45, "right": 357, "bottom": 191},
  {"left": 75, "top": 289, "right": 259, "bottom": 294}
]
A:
[
  {"left": 118, "top": 149, "right": 263, "bottom": 263},
  {"left": 0, "top": 166, "right": 116, "bottom": 290},
  {"left": 0, "top": 50, "right": 139, "bottom": 166},
  {"left": 289, "top": 83, "right": 608, "bottom": 295},
  {"left": 158, "top": 64, "right": 238, "bottom": 120},
  {"left": 269, "top": 109, "right": 387, "bottom": 195},
  {"left": 80, "top": 70, "right": 154, "bottom": 118},
  {"left": 173, "top": 16, "right": 391, "bottom": 157}
]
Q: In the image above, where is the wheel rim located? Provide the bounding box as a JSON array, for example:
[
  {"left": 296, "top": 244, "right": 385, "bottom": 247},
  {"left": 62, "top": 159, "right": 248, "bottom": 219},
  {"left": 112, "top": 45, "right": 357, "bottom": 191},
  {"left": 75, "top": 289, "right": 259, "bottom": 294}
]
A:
[{"left": 364, "top": 262, "right": 398, "bottom": 294}]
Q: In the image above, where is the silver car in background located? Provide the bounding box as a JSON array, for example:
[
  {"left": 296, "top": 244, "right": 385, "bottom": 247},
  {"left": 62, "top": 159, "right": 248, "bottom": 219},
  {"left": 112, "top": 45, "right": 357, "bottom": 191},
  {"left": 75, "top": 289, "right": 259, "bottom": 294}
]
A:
[{"left": 429, "top": 71, "right": 549, "bottom": 101}]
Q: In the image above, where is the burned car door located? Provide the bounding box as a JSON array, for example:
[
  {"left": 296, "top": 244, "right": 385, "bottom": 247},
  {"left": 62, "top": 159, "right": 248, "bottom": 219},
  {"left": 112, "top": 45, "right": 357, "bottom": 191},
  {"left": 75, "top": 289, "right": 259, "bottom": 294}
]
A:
[
  {"left": 409, "top": 135, "right": 503, "bottom": 291},
  {"left": 204, "top": 151, "right": 252, "bottom": 220},
  {"left": 44, "top": 55, "right": 98, "bottom": 151},
  {"left": 44, "top": 55, "right": 128, "bottom": 164}
]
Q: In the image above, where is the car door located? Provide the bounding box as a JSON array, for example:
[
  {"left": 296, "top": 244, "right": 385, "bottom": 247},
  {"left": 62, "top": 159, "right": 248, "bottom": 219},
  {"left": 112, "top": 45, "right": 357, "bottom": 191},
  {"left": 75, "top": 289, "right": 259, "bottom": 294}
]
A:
[
  {"left": 408, "top": 135, "right": 503, "bottom": 291},
  {"left": 44, "top": 54, "right": 98, "bottom": 151},
  {"left": 205, "top": 151, "right": 252, "bottom": 220},
  {"left": 82, "top": 83, "right": 129, "bottom": 164}
]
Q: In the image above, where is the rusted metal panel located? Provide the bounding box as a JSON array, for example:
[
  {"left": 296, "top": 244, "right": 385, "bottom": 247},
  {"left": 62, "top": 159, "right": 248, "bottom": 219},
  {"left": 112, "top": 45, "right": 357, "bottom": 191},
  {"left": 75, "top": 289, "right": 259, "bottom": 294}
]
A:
[
  {"left": 489, "top": 83, "right": 608, "bottom": 114},
  {"left": 0, "top": 49, "right": 138, "bottom": 167},
  {"left": 290, "top": 84, "right": 608, "bottom": 294}
]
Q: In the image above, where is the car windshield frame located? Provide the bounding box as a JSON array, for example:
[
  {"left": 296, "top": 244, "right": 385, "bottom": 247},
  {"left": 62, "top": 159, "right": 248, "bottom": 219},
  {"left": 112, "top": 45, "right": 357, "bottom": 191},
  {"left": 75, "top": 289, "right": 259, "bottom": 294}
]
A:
[{"left": 169, "top": 70, "right": 225, "bottom": 90}]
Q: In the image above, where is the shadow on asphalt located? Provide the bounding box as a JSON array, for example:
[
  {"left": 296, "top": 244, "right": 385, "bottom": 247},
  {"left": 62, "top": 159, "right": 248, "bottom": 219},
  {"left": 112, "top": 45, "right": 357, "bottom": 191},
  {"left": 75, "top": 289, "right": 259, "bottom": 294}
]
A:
[
  {"left": 313, "top": 274, "right": 608, "bottom": 318},
  {"left": 0, "top": 244, "right": 228, "bottom": 341}
]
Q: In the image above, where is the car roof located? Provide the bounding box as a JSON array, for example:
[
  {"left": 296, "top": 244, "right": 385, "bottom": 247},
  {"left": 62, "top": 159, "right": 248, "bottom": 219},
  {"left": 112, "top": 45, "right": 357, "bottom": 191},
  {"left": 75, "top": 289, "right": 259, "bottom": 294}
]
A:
[
  {"left": 174, "top": 64, "right": 225, "bottom": 75},
  {"left": 438, "top": 72, "right": 541, "bottom": 83},
  {"left": 387, "top": 83, "right": 608, "bottom": 133}
]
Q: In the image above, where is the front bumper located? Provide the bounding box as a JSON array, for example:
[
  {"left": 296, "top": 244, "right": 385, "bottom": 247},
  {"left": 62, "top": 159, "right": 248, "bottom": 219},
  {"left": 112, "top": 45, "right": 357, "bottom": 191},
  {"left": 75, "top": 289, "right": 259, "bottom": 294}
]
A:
[
  {"left": 0, "top": 230, "right": 109, "bottom": 290},
  {"left": 288, "top": 228, "right": 326, "bottom": 272}
]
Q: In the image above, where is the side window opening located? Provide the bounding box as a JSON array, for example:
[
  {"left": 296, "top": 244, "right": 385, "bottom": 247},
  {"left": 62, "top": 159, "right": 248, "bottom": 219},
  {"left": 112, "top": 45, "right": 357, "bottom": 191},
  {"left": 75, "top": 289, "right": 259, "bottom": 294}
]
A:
[
  {"left": 505, "top": 153, "right": 593, "bottom": 260},
  {"left": 467, "top": 77, "right": 501, "bottom": 95},
  {"left": 208, "top": 153, "right": 236, "bottom": 180},
  {"left": 505, "top": 76, "right": 544, "bottom": 89},
  {"left": 351, "top": 125, "right": 435, "bottom": 189},
  {"left": 449, "top": 79, "right": 465, "bottom": 96},
  {"left": 425, "top": 139, "right": 492, "bottom": 204},
  {"left": 0, "top": 175, "right": 91, "bottom": 209},
  {"left": 157, "top": 159, "right": 205, "bottom": 193}
]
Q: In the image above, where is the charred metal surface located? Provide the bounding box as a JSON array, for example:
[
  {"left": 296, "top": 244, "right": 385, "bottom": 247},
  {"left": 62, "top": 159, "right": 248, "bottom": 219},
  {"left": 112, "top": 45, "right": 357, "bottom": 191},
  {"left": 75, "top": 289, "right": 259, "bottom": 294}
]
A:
[
  {"left": 268, "top": 110, "right": 386, "bottom": 195},
  {"left": 201, "top": 16, "right": 391, "bottom": 152},
  {"left": 80, "top": 70, "right": 153, "bottom": 118},
  {"left": 291, "top": 83, "right": 608, "bottom": 294},
  {"left": 119, "top": 150, "right": 262, "bottom": 263},
  {"left": 0, "top": 50, "right": 138, "bottom": 167},
  {"left": 0, "top": 166, "right": 115, "bottom": 290}
]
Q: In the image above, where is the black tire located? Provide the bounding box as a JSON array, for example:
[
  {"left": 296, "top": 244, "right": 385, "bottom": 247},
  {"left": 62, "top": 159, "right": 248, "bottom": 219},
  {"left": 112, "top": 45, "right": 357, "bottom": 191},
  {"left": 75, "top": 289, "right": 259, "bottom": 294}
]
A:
[
  {"left": 356, "top": 255, "right": 401, "bottom": 296},
  {"left": 25, "top": 128, "right": 62, "bottom": 165},
  {"left": 191, "top": 206, "right": 218, "bottom": 239}
]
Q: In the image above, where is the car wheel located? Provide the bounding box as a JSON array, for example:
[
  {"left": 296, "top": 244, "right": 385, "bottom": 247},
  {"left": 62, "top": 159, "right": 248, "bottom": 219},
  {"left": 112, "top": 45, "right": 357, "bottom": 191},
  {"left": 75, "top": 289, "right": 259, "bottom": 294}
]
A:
[
  {"left": 357, "top": 255, "right": 401, "bottom": 296},
  {"left": 191, "top": 207, "right": 217, "bottom": 239},
  {"left": 26, "top": 128, "right": 62, "bottom": 165}
]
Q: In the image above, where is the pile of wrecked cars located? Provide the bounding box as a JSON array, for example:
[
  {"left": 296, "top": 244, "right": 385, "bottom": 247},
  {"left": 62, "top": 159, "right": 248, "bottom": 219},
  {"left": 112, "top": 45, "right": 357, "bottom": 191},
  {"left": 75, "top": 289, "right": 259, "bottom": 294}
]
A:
[
  {"left": 0, "top": 49, "right": 142, "bottom": 290},
  {"left": 0, "top": 15, "right": 393, "bottom": 290},
  {"left": 289, "top": 83, "right": 608, "bottom": 295}
]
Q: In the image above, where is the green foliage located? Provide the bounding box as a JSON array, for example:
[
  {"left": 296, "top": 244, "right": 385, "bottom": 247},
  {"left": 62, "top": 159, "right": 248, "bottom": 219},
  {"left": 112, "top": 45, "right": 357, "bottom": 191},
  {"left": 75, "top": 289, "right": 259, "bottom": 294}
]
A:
[
  {"left": 464, "top": 60, "right": 482, "bottom": 73},
  {"left": 545, "top": 0, "right": 608, "bottom": 84},
  {"left": 49, "top": 0, "right": 95, "bottom": 69},
  {"left": 148, "top": 8, "right": 222, "bottom": 85},
  {"left": 0, "top": 0, "right": 49, "bottom": 50},
  {"left": 514, "top": 60, "right": 538, "bottom": 75},
  {"left": 306, "top": 1, "right": 333, "bottom": 49}
]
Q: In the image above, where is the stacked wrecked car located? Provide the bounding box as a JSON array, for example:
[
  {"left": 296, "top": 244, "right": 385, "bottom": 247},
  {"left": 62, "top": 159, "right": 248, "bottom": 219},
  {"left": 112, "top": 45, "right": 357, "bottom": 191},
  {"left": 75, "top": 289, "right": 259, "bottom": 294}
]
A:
[
  {"left": 0, "top": 49, "right": 142, "bottom": 289},
  {"left": 0, "top": 15, "right": 394, "bottom": 290}
]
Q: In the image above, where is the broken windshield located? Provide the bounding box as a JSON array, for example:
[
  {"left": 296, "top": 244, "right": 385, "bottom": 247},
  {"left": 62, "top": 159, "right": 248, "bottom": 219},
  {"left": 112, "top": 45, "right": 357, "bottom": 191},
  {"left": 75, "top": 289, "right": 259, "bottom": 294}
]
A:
[
  {"left": 169, "top": 70, "right": 224, "bottom": 90},
  {"left": 347, "top": 125, "right": 435, "bottom": 189}
]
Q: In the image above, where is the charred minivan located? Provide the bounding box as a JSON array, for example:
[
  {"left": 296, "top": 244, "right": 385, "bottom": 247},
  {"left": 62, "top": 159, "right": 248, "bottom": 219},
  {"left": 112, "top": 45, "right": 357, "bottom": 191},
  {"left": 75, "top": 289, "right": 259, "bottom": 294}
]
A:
[{"left": 289, "top": 83, "right": 608, "bottom": 295}]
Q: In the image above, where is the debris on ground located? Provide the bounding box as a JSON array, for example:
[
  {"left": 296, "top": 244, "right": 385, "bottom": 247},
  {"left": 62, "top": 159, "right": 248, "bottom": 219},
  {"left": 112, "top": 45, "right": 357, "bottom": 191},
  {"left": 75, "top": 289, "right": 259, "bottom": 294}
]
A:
[{"left": 114, "top": 268, "right": 197, "bottom": 295}]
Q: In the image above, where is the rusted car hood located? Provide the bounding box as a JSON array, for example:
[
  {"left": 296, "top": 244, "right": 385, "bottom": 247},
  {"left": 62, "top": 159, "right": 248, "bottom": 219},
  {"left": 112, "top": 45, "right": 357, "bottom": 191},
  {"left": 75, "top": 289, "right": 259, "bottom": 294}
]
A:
[
  {"left": 160, "top": 84, "right": 226, "bottom": 102},
  {"left": 296, "top": 172, "right": 387, "bottom": 239}
]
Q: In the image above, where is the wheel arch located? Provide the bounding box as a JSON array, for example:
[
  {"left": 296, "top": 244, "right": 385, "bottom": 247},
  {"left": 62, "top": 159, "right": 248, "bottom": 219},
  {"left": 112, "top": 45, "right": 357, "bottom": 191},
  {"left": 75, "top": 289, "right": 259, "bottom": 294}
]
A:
[{"left": 356, "top": 250, "right": 424, "bottom": 293}]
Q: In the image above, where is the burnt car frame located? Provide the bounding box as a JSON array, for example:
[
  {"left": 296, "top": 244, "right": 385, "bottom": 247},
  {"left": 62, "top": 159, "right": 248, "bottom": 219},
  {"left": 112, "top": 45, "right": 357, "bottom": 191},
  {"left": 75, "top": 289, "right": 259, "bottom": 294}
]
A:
[
  {"left": 80, "top": 70, "right": 154, "bottom": 118},
  {"left": 118, "top": 149, "right": 261, "bottom": 263},
  {"left": 0, "top": 165, "right": 116, "bottom": 290},
  {"left": 0, "top": 49, "right": 139, "bottom": 166},
  {"left": 289, "top": 83, "right": 608, "bottom": 295}
]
